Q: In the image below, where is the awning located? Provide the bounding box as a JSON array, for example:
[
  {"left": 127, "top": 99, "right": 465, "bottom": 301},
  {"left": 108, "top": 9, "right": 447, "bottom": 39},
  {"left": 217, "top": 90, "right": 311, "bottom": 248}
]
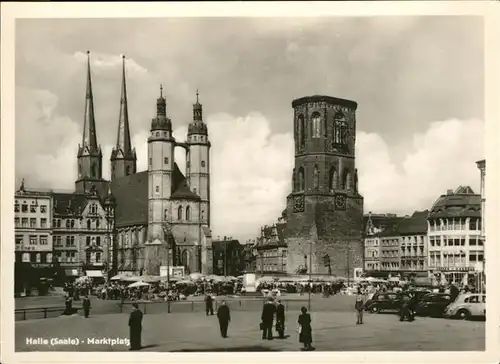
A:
[
  {"left": 65, "top": 269, "right": 79, "bottom": 276},
  {"left": 86, "top": 270, "right": 103, "bottom": 278}
]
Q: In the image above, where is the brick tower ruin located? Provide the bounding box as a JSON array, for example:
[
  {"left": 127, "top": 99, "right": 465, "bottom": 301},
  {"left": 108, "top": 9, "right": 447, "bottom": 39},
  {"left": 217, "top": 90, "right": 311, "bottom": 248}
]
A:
[{"left": 284, "top": 95, "right": 364, "bottom": 278}]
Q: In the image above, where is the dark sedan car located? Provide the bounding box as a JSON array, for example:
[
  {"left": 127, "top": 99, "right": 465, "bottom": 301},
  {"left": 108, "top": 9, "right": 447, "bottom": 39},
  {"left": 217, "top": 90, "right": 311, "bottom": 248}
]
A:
[
  {"left": 365, "top": 292, "right": 401, "bottom": 313},
  {"left": 415, "top": 293, "right": 453, "bottom": 317}
]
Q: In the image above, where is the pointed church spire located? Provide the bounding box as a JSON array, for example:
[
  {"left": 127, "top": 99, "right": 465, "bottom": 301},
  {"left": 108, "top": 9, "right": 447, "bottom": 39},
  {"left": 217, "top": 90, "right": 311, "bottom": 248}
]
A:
[
  {"left": 193, "top": 89, "right": 203, "bottom": 122},
  {"left": 82, "top": 50, "right": 98, "bottom": 150},
  {"left": 115, "top": 54, "right": 132, "bottom": 155}
]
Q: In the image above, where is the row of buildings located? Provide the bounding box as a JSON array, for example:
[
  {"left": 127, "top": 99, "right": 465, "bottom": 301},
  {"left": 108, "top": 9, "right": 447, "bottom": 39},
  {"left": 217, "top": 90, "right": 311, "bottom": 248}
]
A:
[
  {"left": 248, "top": 159, "right": 486, "bottom": 286},
  {"left": 14, "top": 179, "right": 247, "bottom": 282}
]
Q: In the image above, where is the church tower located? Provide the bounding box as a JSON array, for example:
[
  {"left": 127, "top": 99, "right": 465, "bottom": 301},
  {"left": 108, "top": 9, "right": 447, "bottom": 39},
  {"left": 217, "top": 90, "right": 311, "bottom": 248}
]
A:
[
  {"left": 284, "top": 95, "right": 364, "bottom": 278},
  {"left": 147, "top": 86, "right": 175, "bottom": 244},
  {"left": 75, "top": 51, "right": 107, "bottom": 196},
  {"left": 186, "top": 91, "right": 211, "bottom": 227},
  {"left": 110, "top": 55, "right": 137, "bottom": 180}
]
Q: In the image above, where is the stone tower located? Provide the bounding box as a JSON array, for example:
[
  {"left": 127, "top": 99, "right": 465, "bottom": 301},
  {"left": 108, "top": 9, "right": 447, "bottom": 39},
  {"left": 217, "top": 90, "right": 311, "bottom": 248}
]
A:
[
  {"left": 110, "top": 55, "right": 137, "bottom": 180},
  {"left": 186, "top": 91, "right": 211, "bottom": 227},
  {"left": 75, "top": 51, "right": 108, "bottom": 196},
  {"left": 284, "top": 95, "right": 364, "bottom": 278},
  {"left": 147, "top": 86, "right": 175, "bottom": 244}
]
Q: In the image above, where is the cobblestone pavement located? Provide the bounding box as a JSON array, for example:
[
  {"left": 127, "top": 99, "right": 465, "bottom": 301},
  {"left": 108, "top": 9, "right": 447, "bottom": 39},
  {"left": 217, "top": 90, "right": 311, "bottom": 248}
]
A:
[{"left": 16, "top": 310, "right": 484, "bottom": 352}]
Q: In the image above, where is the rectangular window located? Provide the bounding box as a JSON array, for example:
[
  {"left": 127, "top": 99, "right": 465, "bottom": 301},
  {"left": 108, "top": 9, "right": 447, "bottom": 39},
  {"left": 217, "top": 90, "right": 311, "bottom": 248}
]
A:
[
  {"left": 14, "top": 217, "right": 20, "bottom": 227},
  {"left": 66, "top": 236, "right": 71, "bottom": 247},
  {"left": 40, "top": 236, "right": 48, "bottom": 245},
  {"left": 96, "top": 252, "right": 101, "bottom": 263},
  {"left": 29, "top": 235, "right": 37, "bottom": 245},
  {"left": 40, "top": 218, "right": 47, "bottom": 228},
  {"left": 96, "top": 236, "right": 101, "bottom": 246},
  {"left": 21, "top": 204, "right": 28, "bottom": 212},
  {"left": 40, "top": 205, "right": 47, "bottom": 213},
  {"left": 15, "top": 235, "right": 23, "bottom": 245},
  {"left": 86, "top": 236, "right": 91, "bottom": 246},
  {"left": 14, "top": 203, "right": 19, "bottom": 212},
  {"left": 30, "top": 205, "right": 37, "bottom": 213},
  {"left": 86, "top": 251, "right": 92, "bottom": 263},
  {"left": 30, "top": 218, "right": 36, "bottom": 228},
  {"left": 22, "top": 218, "right": 29, "bottom": 227},
  {"left": 469, "top": 237, "right": 477, "bottom": 246}
]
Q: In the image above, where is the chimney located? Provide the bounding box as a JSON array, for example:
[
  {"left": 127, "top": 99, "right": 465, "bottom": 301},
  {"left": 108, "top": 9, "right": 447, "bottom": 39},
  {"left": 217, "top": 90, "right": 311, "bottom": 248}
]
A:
[{"left": 447, "top": 189, "right": 453, "bottom": 195}]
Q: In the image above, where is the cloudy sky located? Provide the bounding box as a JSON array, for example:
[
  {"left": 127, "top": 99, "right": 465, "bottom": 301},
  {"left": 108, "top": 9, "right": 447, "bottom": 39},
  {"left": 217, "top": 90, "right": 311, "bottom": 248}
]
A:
[{"left": 15, "top": 17, "right": 484, "bottom": 241}]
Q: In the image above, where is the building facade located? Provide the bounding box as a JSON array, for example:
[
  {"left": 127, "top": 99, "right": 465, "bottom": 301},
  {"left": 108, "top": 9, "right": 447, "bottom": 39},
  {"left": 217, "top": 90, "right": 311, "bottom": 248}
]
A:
[
  {"left": 212, "top": 238, "right": 244, "bottom": 276},
  {"left": 14, "top": 183, "right": 53, "bottom": 267},
  {"left": 255, "top": 224, "right": 288, "bottom": 274},
  {"left": 379, "top": 233, "right": 400, "bottom": 271},
  {"left": 363, "top": 213, "right": 399, "bottom": 271},
  {"left": 284, "top": 95, "right": 364, "bottom": 277},
  {"left": 398, "top": 211, "right": 428, "bottom": 272},
  {"left": 427, "top": 186, "right": 482, "bottom": 284}
]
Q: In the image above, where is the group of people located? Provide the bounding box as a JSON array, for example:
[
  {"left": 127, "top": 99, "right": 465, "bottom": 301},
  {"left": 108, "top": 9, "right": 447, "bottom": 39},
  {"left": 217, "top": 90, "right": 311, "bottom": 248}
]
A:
[{"left": 207, "top": 296, "right": 314, "bottom": 351}]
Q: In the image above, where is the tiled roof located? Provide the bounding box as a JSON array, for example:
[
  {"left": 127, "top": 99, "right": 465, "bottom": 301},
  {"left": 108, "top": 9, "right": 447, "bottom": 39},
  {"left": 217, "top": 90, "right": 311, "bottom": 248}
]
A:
[
  {"left": 378, "top": 218, "right": 403, "bottom": 237},
  {"left": 110, "top": 171, "right": 149, "bottom": 227},
  {"left": 398, "top": 210, "right": 429, "bottom": 235},
  {"left": 53, "top": 193, "right": 89, "bottom": 216},
  {"left": 170, "top": 163, "right": 200, "bottom": 201},
  {"left": 428, "top": 186, "right": 481, "bottom": 219},
  {"left": 365, "top": 215, "right": 402, "bottom": 237}
]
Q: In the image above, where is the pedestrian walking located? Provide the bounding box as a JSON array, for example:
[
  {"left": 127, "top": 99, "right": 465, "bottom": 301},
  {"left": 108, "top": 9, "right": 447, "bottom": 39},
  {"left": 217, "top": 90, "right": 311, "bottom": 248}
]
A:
[
  {"left": 128, "top": 302, "right": 143, "bottom": 350},
  {"left": 354, "top": 293, "right": 364, "bottom": 324},
  {"left": 205, "top": 293, "right": 214, "bottom": 316},
  {"left": 82, "top": 295, "right": 91, "bottom": 318},
  {"left": 216, "top": 301, "right": 231, "bottom": 338},
  {"left": 399, "top": 294, "right": 414, "bottom": 322},
  {"left": 261, "top": 298, "right": 276, "bottom": 340},
  {"left": 297, "top": 306, "right": 314, "bottom": 351},
  {"left": 275, "top": 299, "right": 286, "bottom": 339}
]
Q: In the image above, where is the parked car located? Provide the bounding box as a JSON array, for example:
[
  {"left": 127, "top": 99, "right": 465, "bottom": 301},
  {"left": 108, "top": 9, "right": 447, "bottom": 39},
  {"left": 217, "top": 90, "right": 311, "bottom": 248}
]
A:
[
  {"left": 365, "top": 292, "right": 401, "bottom": 313},
  {"left": 443, "top": 293, "right": 486, "bottom": 320},
  {"left": 415, "top": 293, "right": 452, "bottom": 317}
]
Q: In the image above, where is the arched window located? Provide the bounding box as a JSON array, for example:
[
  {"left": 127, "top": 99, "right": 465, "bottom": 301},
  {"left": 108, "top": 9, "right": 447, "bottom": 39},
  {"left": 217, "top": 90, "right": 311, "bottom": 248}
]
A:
[
  {"left": 333, "top": 111, "right": 348, "bottom": 145},
  {"left": 78, "top": 163, "right": 82, "bottom": 177},
  {"left": 96, "top": 220, "right": 100, "bottom": 229},
  {"left": 91, "top": 163, "right": 96, "bottom": 178},
  {"left": 178, "top": 206, "right": 183, "bottom": 220},
  {"left": 66, "top": 220, "right": 71, "bottom": 229},
  {"left": 297, "top": 167, "right": 305, "bottom": 191},
  {"left": 87, "top": 220, "right": 91, "bottom": 229},
  {"left": 201, "top": 210, "right": 205, "bottom": 221},
  {"left": 186, "top": 206, "right": 191, "bottom": 221},
  {"left": 298, "top": 115, "right": 305, "bottom": 149},
  {"left": 344, "top": 170, "right": 352, "bottom": 191},
  {"left": 181, "top": 250, "right": 190, "bottom": 271},
  {"left": 126, "top": 165, "right": 131, "bottom": 176},
  {"left": 329, "top": 167, "right": 338, "bottom": 190},
  {"left": 311, "top": 112, "right": 321, "bottom": 138},
  {"left": 313, "top": 165, "right": 320, "bottom": 189}
]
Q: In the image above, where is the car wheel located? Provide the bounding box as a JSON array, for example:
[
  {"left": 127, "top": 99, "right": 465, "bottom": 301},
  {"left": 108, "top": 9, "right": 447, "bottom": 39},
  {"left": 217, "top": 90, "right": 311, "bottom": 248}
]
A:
[
  {"left": 456, "top": 309, "right": 471, "bottom": 320},
  {"left": 370, "top": 306, "right": 378, "bottom": 313}
]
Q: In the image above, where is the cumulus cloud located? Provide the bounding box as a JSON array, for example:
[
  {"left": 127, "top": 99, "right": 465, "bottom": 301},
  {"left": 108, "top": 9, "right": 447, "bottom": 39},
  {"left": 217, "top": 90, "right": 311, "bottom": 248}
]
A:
[{"left": 73, "top": 51, "right": 148, "bottom": 75}]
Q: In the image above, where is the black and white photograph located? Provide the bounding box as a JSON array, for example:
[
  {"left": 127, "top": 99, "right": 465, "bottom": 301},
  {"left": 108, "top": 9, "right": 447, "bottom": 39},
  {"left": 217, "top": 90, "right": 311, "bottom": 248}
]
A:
[{"left": 1, "top": 2, "right": 498, "bottom": 362}]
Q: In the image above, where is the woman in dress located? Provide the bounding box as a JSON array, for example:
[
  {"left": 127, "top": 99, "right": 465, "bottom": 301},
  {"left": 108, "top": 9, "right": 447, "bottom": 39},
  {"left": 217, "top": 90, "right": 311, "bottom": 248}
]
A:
[{"left": 297, "top": 306, "right": 313, "bottom": 351}]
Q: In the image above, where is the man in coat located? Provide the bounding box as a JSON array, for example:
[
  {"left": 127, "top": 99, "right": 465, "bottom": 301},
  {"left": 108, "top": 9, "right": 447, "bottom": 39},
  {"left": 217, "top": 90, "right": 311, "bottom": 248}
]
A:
[
  {"left": 128, "top": 302, "right": 143, "bottom": 350},
  {"left": 216, "top": 300, "right": 231, "bottom": 338},
  {"left": 82, "top": 295, "right": 91, "bottom": 318},
  {"left": 275, "top": 299, "right": 285, "bottom": 339},
  {"left": 354, "top": 293, "right": 364, "bottom": 324},
  {"left": 205, "top": 293, "right": 214, "bottom": 316},
  {"left": 261, "top": 298, "right": 276, "bottom": 340}
]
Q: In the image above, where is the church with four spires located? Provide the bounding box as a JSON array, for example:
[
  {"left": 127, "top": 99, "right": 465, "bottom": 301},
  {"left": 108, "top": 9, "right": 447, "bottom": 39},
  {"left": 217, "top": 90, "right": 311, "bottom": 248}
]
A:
[{"left": 49, "top": 51, "right": 213, "bottom": 277}]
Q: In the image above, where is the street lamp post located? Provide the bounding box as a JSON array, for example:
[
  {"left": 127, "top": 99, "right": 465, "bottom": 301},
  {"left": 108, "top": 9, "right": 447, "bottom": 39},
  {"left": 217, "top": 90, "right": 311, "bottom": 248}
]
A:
[
  {"left": 308, "top": 240, "right": 312, "bottom": 312},
  {"left": 224, "top": 239, "right": 228, "bottom": 277},
  {"left": 162, "top": 223, "right": 172, "bottom": 288}
]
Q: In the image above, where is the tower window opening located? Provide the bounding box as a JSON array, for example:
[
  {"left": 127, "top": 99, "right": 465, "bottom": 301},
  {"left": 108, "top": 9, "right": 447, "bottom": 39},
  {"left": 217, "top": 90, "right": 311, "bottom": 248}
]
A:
[
  {"left": 298, "top": 115, "right": 305, "bottom": 149},
  {"left": 178, "top": 206, "right": 183, "bottom": 220},
  {"left": 313, "top": 165, "right": 320, "bottom": 189},
  {"left": 329, "top": 167, "right": 338, "bottom": 191},
  {"left": 201, "top": 161, "right": 206, "bottom": 167},
  {"left": 164, "top": 157, "right": 168, "bottom": 165},
  {"left": 156, "top": 186, "right": 160, "bottom": 193},
  {"left": 126, "top": 166, "right": 131, "bottom": 176},
  {"left": 186, "top": 206, "right": 191, "bottom": 221},
  {"left": 91, "top": 163, "right": 96, "bottom": 178},
  {"left": 149, "top": 157, "right": 152, "bottom": 166},
  {"left": 333, "top": 111, "right": 348, "bottom": 146},
  {"left": 297, "top": 167, "right": 305, "bottom": 191},
  {"left": 344, "top": 170, "right": 352, "bottom": 191},
  {"left": 311, "top": 113, "right": 321, "bottom": 138}
]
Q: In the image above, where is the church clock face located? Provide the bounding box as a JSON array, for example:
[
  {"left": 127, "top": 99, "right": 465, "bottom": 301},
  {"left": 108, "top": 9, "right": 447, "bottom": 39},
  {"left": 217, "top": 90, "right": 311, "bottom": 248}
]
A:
[
  {"left": 335, "top": 194, "right": 346, "bottom": 211},
  {"left": 293, "top": 195, "right": 305, "bottom": 213}
]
